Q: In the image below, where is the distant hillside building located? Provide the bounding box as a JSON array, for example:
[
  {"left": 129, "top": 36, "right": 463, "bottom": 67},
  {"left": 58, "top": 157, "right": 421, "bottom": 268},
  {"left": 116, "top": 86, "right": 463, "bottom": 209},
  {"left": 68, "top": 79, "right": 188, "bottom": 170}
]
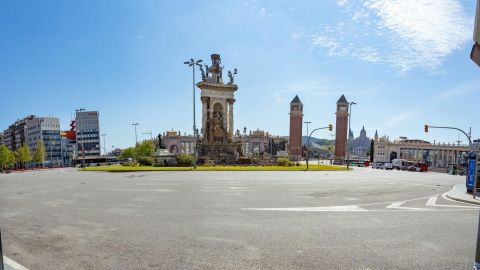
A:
[
  {"left": 348, "top": 126, "right": 371, "bottom": 157},
  {"left": 289, "top": 95, "right": 303, "bottom": 161}
]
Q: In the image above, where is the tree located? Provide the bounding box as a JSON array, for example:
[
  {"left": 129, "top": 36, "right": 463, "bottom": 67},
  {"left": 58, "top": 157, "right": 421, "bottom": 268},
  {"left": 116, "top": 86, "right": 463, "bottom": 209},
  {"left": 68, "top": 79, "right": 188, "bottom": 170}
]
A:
[
  {"left": 118, "top": 147, "right": 136, "bottom": 159},
  {"left": 0, "top": 144, "right": 10, "bottom": 172},
  {"left": 33, "top": 140, "right": 47, "bottom": 166},
  {"left": 369, "top": 139, "right": 374, "bottom": 163},
  {"left": 7, "top": 151, "right": 16, "bottom": 169},
  {"left": 137, "top": 141, "right": 154, "bottom": 157},
  {"left": 18, "top": 143, "right": 32, "bottom": 169},
  {"left": 176, "top": 153, "right": 194, "bottom": 166}
]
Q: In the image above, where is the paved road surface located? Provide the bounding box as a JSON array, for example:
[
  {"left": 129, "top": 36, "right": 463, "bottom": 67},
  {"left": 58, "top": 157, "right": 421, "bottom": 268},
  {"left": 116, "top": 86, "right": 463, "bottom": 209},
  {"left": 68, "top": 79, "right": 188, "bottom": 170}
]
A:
[{"left": 0, "top": 167, "right": 477, "bottom": 269}]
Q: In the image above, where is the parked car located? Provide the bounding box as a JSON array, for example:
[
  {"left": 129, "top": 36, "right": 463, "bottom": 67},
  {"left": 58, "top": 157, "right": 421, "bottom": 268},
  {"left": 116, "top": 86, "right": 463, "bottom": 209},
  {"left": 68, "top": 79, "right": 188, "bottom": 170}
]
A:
[
  {"left": 407, "top": 165, "right": 416, "bottom": 172},
  {"left": 372, "top": 162, "right": 384, "bottom": 169},
  {"left": 382, "top": 163, "right": 393, "bottom": 170}
]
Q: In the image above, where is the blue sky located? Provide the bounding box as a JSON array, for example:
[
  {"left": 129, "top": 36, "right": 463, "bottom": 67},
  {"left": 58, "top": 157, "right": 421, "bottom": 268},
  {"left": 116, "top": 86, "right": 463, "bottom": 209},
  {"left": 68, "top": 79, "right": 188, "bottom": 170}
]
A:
[{"left": 1, "top": 0, "right": 478, "bottom": 150}]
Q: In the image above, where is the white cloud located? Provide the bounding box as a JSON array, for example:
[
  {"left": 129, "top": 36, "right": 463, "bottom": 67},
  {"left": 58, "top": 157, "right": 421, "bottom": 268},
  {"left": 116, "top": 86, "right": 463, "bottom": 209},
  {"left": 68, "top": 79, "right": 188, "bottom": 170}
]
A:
[
  {"left": 259, "top": 8, "right": 265, "bottom": 18},
  {"left": 432, "top": 83, "right": 480, "bottom": 101},
  {"left": 306, "top": 0, "right": 473, "bottom": 73}
]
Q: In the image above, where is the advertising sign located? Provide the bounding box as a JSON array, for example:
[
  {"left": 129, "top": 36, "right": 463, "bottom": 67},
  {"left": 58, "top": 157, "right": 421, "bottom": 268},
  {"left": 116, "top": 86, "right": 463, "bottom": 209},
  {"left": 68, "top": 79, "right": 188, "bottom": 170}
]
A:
[{"left": 468, "top": 154, "right": 477, "bottom": 189}]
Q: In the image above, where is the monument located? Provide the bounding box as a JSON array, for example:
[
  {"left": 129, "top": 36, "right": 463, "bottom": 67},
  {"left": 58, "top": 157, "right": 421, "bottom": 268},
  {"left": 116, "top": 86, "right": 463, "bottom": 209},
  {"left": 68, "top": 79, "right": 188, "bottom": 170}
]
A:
[{"left": 196, "top": 54, "right": 243, "bottom": 164}]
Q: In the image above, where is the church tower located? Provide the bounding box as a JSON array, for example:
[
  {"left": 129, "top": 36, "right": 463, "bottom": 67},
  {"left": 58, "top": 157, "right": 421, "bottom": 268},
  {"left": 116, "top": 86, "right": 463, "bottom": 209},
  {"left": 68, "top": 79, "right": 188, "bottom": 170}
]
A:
[
  {"left": 289, "top": 95, "right": 303, "bottom": 161},
  {"left": 335, "top": 95, "right": 349, "bottom": 157},
  {"left": 374, "top": 130, "right": 378, "bottom": 142}
]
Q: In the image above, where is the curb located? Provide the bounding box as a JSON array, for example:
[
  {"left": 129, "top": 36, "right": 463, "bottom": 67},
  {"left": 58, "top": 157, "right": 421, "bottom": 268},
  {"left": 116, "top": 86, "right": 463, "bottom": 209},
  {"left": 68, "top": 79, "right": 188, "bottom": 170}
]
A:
[{"left": 445, "top": 185, "right": 480, "bottom": 206}]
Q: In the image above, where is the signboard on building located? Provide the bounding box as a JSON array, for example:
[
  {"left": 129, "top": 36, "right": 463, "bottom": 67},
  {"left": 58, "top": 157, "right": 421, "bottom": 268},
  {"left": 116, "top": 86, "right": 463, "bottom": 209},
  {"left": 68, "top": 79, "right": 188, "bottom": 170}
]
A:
[{"left": 467, "top": 154, "right": 477, "bottom": 189}]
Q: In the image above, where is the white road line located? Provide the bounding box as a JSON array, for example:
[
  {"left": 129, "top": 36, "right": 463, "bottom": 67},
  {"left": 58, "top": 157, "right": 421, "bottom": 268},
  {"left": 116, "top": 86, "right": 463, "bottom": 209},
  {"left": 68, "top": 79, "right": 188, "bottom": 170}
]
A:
[
  {"left": 3, "top": 256, "right": 29, "bottom": 270},
  {"left": 202, "top": 183, "right": 247, "bottom": 186},
  {"left": 289, "top": 188, "right": 340, "bottom": 191},
  {"left": 386, "top": 201, "right": 435, "bottom": 211},
  {"left": 426, "top": 196, "right": 437, "bottom": 206},
  {"left": 109, "top": 189, "right": 173, "bottom": 192},
  {"left": 243, "top": 205, "right": 368, "bottom": 212},
  {"left": 357, "top": 186, "right": 388, "bottom": 189},
  {"left": 136, "top": 184, "right": 179, "bottom": 186},
  {"left": 200, "top": 190, "right": 258, "bottom": 192}
]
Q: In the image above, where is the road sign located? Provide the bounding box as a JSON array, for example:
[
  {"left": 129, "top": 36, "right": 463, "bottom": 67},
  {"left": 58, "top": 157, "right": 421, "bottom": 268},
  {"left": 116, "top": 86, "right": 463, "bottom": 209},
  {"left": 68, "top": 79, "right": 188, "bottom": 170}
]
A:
[
  {"left": 468, "top": 154, "right": 477, "bottom": 190},
  {"left": 471, "top": 143, "right": 480, "bottom": 152}
]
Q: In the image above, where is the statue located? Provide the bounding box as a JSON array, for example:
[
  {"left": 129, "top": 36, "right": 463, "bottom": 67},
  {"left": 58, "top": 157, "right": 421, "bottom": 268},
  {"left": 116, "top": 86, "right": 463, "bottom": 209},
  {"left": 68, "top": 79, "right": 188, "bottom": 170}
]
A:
[
  {"left": 204, "top": 64, "right": 210, "bottom": 77},
  {"left": 199, "top": 66, "right": 207, "bottom": 82},
  {"left": 157, "top": 134, "right": 165, "bottom": 149}
]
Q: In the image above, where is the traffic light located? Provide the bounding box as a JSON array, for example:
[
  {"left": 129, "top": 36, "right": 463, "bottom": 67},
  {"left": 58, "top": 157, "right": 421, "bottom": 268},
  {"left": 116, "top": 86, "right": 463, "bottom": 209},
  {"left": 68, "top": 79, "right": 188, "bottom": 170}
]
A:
[
  {"left": 329, "top": 124, "right": 333, "bottom": 131},
  {"left": 424, "top": 125, "right": 428, "bottom": 133}
]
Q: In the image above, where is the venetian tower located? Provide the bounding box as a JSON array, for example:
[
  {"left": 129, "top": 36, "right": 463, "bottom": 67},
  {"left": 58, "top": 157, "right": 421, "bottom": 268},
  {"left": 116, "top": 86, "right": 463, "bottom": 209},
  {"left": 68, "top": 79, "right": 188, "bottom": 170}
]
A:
[
  {"left": 196, "top": 54, "right": 241, "bottom": 163},
  {"left": 335, "top": 95, "right": 349, "bottom": 157},
  {"left": 289, "top": 95, "right": 303, "bottom": 161}
]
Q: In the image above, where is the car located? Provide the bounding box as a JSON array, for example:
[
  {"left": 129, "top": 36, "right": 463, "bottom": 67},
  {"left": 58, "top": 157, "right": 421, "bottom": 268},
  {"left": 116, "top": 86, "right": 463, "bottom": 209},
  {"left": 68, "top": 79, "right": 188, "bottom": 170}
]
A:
[
  {"left": 407, "top": 165, "right": 416, "bottom": 172},
  {"left": 372, "top": 162, "right": 384, "bottom": 169},
  {"left": 382, "top": 163, "right": 393, "bottom": 170}
]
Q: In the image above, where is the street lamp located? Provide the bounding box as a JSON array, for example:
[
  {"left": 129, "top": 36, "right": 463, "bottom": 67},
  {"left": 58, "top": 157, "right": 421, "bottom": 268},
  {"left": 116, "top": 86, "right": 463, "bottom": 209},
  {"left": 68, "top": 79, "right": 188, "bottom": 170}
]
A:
[
  {"left": 101, "top": 134, "right": 107, "bottom": 156},
  {"left": 132, "top": 123, "right": 139, "bottom": 161},
  {"left": 184, "top": 58, "right": 203, "bottom": 169},
  {"left": 142, "top": 131, "right": 154, "bottom": 156},
  {"left": 304, "top": 121, "right": 311, "bottom": 159},
  {"left": 75, "top": 108, "right": 85, "bottom": 169},
  {"left": 346, "top": 102, "right": 357, "bottom": 170}
]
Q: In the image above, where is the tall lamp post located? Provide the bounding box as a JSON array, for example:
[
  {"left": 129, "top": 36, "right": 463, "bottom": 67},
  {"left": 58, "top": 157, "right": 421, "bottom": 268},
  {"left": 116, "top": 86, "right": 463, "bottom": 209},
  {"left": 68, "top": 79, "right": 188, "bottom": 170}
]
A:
[
  {"left": 184, "top": 58, "right": 203, "bottom": 169},
  {"left": 304, "top": 121, "right": 311, "bottom": 159},
  {"left": 76, "top": 108, "right": 85, "bottom": 169},
  {"left": 132, "top": 123, "right": 139, "bottom": 161},
  {"left": 142, "top": 131, "right": 154, "bottom": 156},
  {"left": 101, "top": 134, "right": 107, "bottom": 156},
  {"left": 346, "top": 102, "right": 356, "bottom": 170}
]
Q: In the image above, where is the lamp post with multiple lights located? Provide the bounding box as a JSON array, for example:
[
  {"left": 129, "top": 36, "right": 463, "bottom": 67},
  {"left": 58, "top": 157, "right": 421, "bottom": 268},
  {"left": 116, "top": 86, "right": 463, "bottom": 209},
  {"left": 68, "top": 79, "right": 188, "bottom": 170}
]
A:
[
  {"left": 346, "top": 102, "right": 356, "bottom": 170},
  {"left": 304, "top": 121, "right": 311, "bottom": 159},
  {"left": 132, "top": 123, "right": 139, "bottom": 161},
  {"left": 75, "top": 108, "right": 85, "bottom": 168},
  {"left": 184, "top": 58, "right": 203, "bottom": 169},
  {"left": 101, "top": 134, "right": 107, "bottom": 156}
]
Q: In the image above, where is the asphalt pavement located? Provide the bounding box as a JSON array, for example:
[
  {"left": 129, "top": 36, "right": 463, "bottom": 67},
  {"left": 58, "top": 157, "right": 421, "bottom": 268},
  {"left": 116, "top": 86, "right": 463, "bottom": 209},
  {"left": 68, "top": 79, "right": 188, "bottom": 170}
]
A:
[{"left": 0, "top": 167, "right": 478, "bottom": 269}]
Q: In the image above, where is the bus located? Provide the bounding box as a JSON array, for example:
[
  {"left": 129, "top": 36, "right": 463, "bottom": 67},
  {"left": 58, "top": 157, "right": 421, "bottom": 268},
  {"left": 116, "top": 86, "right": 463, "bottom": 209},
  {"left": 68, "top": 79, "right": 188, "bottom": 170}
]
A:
[
  {"left": 407, "top": 162, "right": 429, "bottom": 172},
  {"left": 73, "top": 157, "right": 118, "bottom": 167},
  {"left": 345, "top": 159, "right": 369, "bottom": 167}
]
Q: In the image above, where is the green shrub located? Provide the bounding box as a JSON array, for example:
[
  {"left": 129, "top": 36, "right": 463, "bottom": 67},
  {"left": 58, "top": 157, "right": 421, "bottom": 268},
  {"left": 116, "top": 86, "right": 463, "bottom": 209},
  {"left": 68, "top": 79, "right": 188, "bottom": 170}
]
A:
[
  {"left": 153, "top": 163, "right": 165, "bottom": 167},
  {"left": 177, "top": 153, "right": 194, "bottom": 166},
  {"left": 122, "top": 162, "right": 130, "bottom": 167},
  {"left": 138, "top": 157, "right": 152, "bottom": 166},
  {"left": 276, "top": 158, "right": 290, "bottom": 166},
  {"left": 295, "top": 162, "right": 300, "bottom": 166}
]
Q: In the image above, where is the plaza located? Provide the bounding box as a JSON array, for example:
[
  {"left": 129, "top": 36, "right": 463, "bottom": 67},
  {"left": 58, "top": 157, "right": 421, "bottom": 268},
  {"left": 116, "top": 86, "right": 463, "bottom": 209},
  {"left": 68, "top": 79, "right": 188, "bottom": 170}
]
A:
[{"left": 1, "top": 168, "right": 478, "bottom": 269}]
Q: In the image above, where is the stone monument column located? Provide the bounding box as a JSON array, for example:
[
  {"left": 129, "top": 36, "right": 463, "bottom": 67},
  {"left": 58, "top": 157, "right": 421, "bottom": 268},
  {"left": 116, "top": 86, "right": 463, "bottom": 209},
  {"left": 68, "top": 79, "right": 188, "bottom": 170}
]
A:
[{"left": 228, "top": 99, "right": 235, "bottom": 141}]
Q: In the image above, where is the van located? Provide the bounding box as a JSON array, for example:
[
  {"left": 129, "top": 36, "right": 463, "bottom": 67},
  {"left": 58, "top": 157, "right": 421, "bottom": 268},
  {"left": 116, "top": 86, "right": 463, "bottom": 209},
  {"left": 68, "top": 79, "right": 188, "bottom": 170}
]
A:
[{"left": 391, "top": 159, "right": 408, "bottom": 170}]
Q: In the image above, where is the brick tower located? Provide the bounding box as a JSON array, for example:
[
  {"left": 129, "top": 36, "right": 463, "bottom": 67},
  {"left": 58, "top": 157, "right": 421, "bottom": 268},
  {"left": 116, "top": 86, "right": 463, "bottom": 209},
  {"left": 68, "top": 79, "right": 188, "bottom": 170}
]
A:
[
  {"left": 289, "top": 95, "right": 303, "bottom": 161},
  {"left": 335, "top": 95, "right": 349, "bottom": 157}
]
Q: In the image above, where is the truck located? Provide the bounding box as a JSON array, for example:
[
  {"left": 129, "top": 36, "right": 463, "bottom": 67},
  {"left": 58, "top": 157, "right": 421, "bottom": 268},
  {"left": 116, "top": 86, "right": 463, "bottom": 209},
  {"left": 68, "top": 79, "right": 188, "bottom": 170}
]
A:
[{"left": 391, "top": 159, "right": 408, "bottom": 170}]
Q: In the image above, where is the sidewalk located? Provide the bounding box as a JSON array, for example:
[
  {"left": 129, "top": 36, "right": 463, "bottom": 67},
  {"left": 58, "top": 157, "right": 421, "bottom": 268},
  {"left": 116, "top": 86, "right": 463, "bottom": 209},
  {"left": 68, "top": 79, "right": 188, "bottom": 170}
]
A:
[{"left": 445, "top": 184, "right": 480, "bottom": 205}]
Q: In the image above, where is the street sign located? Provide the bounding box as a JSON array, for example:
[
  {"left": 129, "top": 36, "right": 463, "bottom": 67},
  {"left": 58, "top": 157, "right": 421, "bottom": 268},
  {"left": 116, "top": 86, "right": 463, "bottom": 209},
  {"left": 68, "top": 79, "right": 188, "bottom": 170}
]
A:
[
  {"left": 467, "top": 154, "right": 477, "bottom": 190},
  {"left": 471, "top": 143, "right": 480, "bottom": 152}
]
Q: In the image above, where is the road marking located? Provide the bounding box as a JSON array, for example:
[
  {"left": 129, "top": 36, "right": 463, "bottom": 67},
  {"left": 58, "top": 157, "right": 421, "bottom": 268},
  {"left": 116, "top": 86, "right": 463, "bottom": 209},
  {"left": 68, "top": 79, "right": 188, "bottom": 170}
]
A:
[
  {"left": 386, "top": 201, "right": 435, "bottom": 211},
  {"left": 289, "top": 188, "right": 340, "bottom": 191},
  {"left": 3, "top": 256, "right": 29, "bottom": 270},
  {"left": 202, "top": 183, "right": 247, "bottom": 186},
  {"left": 201, "top": 190, "right": 258, "bottom": 192},
  {"left": 357, "top": 186, "right": 388, "bottom": 189},
  {"left": 136, "top": 183, "right": 179, "bottom": 186},
  {"left": 108, "top": 189, "right": 173, "bottom": 192},
  {"left": 243, "top": 205, "right": 368, "bottom": 212}
]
